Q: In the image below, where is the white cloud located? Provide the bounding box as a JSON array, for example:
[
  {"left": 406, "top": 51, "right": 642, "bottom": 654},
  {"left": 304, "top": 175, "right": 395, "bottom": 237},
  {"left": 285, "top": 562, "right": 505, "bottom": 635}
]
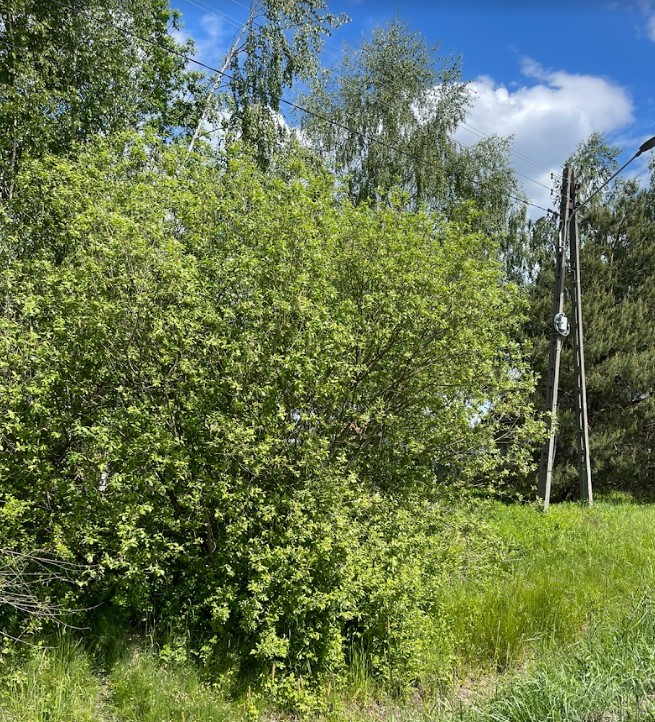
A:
[
  {"left": 616, "top": 0, "right": 655, "bottom": 41},
  {"left": 647, "top": 13, "right": 655, "bottom": 40},
  {"left": 631, "top": 0, "right": 655, "bottom": 40},
  {"left": 455, "top": 59, "right": 634, "bottom": 217},
  {"left": 193, "top": 13, "right": 232, "bottom": 67},
  {"left": 170, "top": 12, "right": 234, "bottom": 70},
  {"left": 170, "top": 27, "right": 191, "bottom": 47}
]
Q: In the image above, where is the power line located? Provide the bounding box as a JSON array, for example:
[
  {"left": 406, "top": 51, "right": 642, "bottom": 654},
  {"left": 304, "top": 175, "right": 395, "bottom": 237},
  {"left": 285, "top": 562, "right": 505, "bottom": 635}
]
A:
[
  {"left": 178, "top": 0, "right": 247, "bottom": 35},
  {"left": 183, "top": 0, "right": 559, "bottom": 192},
  {"left": 179, "top": 0, "right": 558, "bottom": 203},
  {"left": 44, "top": 0, "right": 554, "bottom": 216},
  {"left": 455, "top": 127, "right": 553, "bottom": 191},
  {"left": 221, "top": 0, "right": 559, "bottom": 185},
  {"left": 459, "top": 121, "right": 560, "bottom": 176},
  {"left": 315, "top": 34, "right": 559, "bottom": 184}
]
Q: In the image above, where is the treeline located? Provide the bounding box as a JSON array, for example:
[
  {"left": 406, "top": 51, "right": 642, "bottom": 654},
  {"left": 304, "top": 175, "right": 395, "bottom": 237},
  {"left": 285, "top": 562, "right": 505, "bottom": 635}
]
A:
[{"left": 1, "top": 0, "right": 654, "bottom": 706}]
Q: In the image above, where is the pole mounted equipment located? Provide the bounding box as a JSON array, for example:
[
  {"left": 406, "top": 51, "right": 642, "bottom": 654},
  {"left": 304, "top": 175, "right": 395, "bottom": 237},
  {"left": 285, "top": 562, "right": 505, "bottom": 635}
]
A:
[{"left": 554, "top": 313, "right": 570, "bottom": 337}]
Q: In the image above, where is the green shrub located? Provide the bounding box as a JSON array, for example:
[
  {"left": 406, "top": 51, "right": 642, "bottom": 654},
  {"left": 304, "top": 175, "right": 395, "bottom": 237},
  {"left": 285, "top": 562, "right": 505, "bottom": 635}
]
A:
[{"left": 0, "top": 135, "right": 540, "bottom": 696}]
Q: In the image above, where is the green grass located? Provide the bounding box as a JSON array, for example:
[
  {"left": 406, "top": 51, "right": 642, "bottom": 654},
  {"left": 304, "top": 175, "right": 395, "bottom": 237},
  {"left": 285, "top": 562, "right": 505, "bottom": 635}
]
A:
[
  {"left": 4, "top": 500, "right": 655, "bottom": 721},
  {"left": 0, "top": 641, "right": 245, "bottom": 722},
  {"left": 0, "top": 638, "right": 105, "bottom": 722},
  {"left": 462, "top": 597, "right": 655, "bottom": 722},
  {"left": 444, "top": 501, "right": 655, "bottom": 673},
  {"left": 107, "top": 649, "right": 236, "bottom": 722}
]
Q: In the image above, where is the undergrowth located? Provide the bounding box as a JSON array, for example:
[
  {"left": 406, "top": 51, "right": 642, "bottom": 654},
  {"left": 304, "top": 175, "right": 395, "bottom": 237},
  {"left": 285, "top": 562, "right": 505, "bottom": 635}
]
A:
[
  {"left": 3, "top": 499, "right": 655, "bottom": 721},
  {"left": 446, "top": 498, "right": 655, "bottom": 672}
]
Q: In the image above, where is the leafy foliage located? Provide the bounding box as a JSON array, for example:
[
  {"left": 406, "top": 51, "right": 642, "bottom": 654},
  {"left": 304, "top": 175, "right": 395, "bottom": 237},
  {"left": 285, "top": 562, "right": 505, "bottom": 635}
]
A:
[
  {"left": 227, "top": 0, "right": 345, "bottom": 156},
  {"left": 0, "top": 134, "right": 540, "bottom": 695},
  {"left": 0, "top": 0, "right": 205, "bottom": 199},
  {"left": 299, "top": 21, "right": 525, "bottom": 239},
  {"left": 187, "top": 0, "right": 346, "bottom": 167}
]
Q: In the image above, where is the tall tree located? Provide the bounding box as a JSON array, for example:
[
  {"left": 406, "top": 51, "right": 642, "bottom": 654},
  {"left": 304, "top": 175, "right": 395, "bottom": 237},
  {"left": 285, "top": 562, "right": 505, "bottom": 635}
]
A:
[
  {"left": 299, "top": 20, "right": 523, "bottom": 234},
  {"left": 185, "top": 0, "right": 346, "bottom": 167},
  {"left": 579, "top": 177, "right": 655, "bottom": 494},
  {"left": 0, "top": 0, "right": 203, "bottom": 199}
]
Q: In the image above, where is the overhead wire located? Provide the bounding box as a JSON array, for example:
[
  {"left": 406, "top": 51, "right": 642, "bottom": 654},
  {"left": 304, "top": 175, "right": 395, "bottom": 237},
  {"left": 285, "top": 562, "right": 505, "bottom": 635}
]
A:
[
  {"left": 219, "top": 0, "right": 561, "bottom": 185},
  {"left": 453, "top": 129, "right": 554, "bottom": 192},
  {"left": 45, "top": 0, "right": 555, "bottom": 216},
  {"left": 177, "top": 0, "right": 247, "bottom": 37},
  {"left": 180, "top": 0, "right": 558, "bottom": 200},
  {"left": 458, "top": 121, "right": 560, "bottom": 176},
  {"left": 219, "top": 0, "right": 557, "bottom": 209}
]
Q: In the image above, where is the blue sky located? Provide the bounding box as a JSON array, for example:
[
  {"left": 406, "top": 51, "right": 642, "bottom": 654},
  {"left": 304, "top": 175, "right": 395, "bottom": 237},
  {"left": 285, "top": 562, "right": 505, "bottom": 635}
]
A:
[{"left": 171, "top": 0, "right": 655, "bottom": 215}]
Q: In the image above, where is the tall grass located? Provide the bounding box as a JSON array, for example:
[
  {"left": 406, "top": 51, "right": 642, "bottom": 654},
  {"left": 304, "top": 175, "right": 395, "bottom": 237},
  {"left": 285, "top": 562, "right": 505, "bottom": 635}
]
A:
[
  {"left": 108, "top": 649, "right": 236, "bottom": 722},
  {"left": 444, "top": 501, "right": 655, "bottom": 673},
  {"left": 0, "top": 640, "right": 242, "bottom": 722},
  {"left": 463, "top": 596, "right": 655, "bottom": 722},
  {"left": 4, "top": 500, "right": 655, "bottom": 721},
  {"left": 0, "top": 637, "right": 104, "bottom": 722}
]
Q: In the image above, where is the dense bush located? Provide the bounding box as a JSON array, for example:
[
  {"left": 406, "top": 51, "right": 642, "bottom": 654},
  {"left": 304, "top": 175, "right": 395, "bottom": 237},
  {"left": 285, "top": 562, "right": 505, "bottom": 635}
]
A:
[{"left": 0, "top": 135, "right": 541, "bottom": 697}]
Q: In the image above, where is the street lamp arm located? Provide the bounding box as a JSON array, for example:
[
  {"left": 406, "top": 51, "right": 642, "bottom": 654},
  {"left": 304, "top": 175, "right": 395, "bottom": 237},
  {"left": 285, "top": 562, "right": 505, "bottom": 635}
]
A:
[
  {"left": 569, "top": 152, "right": 638, "bottom": 220},
  {"left": 638, "top": 136, "right": 655, "bottom": 155}
]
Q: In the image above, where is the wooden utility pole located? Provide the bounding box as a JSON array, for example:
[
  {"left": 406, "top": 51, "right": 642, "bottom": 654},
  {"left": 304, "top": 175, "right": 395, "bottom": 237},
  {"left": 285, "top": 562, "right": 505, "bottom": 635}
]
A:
[
  {"left": 538, "top": 137, "right": 655, "bottom": 508},
  {"left": 537, "top": 166, "right": 572, "bottom": 509},
  {"left": 538, "top": 167, "right": 592, "bottom": 509},
  {"left": 568, "top": 171, "right": 593, "bottom": 504}
]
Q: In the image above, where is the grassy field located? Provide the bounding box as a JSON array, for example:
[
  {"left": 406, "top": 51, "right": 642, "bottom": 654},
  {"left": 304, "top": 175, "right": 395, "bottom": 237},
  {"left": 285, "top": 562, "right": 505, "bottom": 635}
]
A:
[{"left": 4, "top": 499, "right": 655, "bottom": 721}]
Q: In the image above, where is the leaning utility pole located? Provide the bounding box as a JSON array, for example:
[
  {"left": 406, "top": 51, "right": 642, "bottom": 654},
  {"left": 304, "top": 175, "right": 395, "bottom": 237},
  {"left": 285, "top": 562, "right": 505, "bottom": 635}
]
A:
[
  {"left": 568, "top": 174, "right": 593, "bottom": 505},
  {"left": 538, "top": 166, "right": 592, "bottom": 509}
]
